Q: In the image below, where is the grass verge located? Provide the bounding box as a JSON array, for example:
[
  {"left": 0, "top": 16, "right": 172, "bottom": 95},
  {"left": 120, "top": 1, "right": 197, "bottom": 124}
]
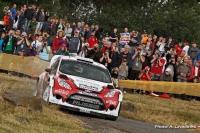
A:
[
  {"left": 121, "top": 93, "right": 200, "bottom": 133},
  {"left": 0, "top": 73, "right": 92, "bottom": 133}
]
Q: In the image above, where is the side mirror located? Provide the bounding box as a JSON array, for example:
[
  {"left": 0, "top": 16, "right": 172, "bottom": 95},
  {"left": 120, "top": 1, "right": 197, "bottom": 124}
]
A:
[{"left": 45, "top": 68, "right": 51, "bottom": 73}]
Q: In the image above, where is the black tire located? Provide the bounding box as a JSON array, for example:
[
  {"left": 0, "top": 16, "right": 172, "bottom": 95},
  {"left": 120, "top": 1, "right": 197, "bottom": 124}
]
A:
[{"left": 106, "top": 103, "right": 121, "bottom": 121}]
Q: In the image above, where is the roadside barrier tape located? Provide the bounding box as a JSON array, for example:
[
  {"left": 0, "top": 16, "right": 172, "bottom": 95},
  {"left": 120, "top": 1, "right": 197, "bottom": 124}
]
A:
[
  {"left": 0, "top": 53, "right": 49, "bottom": 77},
  {"left": 118, "top": 80, "right": 200, "bottom": 96}
]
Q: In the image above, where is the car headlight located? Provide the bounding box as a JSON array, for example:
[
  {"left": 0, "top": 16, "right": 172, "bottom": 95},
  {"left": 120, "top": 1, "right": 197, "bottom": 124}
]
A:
[
  {"left": 58, "top": 78, "right": 72, "bottom": 90},
  {"left": 104, "top": 90, "right": 115, "bottom": 98}
]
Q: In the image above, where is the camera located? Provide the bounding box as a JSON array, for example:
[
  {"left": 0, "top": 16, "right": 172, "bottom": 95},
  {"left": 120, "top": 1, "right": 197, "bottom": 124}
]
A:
[
  {"left": 94, "top": 47, "right": 97, "bottom": 51},
  {"left": 44, "top": 43, "right": 47, "bottom": 46},
  {"left": 144, "top": 69, "right": 147, "bottom": 73},
  {"left": 84, "top": 45, "right": 88, "bottom": 49},
  {"left": 104, "top": 53, "right": 107, "bottom": 56}
]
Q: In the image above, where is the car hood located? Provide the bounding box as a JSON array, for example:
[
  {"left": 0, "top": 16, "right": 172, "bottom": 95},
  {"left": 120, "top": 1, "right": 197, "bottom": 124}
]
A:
[{"left": 68, "top": 75, "right": 112, "bottom": 92}]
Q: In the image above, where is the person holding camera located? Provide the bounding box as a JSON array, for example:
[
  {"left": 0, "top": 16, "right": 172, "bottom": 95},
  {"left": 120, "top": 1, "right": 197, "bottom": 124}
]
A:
[
  {"left": 78, "top": 42, "right": 88, "bottom": 58},
  {"left": 129, "top": 47, "right": 145, "bottom": 80},
  {"left": 138, "top": 66, "right": 153, "bottom": 81},
  {"left": 86, "top": 44, "right": 102, "bottom": 63},
  {"left": 99, "top": 50, "right": 112, "bottom": 69},
  {"left": 38, "top": 41, "right": 51, "bottom": 62},
  {"left": 151, "top": 51, "right": 166, "bottom": 80},
  {"left": 15, "top": 32, "right": 30, "bottom": 56},
  {"left": 3, "top": 29, "right": 17, "bottom": 54},
  {"left": 56, "top": 44, "right": 69, "bottom": 56}
]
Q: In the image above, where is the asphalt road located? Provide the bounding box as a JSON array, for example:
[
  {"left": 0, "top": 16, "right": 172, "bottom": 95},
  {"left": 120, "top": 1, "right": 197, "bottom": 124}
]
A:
[{"left": 62, "top": 110, "right": 196, "bottom": 133}]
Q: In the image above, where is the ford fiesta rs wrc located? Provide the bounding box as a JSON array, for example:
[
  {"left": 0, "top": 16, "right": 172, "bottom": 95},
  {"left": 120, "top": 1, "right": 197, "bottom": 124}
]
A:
[{"left": 35, "top": 55, "right": 123, "bottom": 121}]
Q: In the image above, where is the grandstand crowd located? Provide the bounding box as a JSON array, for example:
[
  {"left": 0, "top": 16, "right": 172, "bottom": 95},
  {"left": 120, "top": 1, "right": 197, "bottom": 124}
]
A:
[{"left": 1, "top": 4, "right": 200, "bottom": 100}]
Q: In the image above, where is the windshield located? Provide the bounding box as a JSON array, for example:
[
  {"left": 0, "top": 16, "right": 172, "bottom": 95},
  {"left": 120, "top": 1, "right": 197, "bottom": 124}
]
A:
[{"left": 59, "top": 60, "right": 112, "bottom": 83}]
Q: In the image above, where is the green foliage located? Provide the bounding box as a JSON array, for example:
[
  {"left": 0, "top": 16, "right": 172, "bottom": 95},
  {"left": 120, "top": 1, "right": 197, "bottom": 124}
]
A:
[{"left": 1, "top": 0, "right": 200, "bottom": 45}]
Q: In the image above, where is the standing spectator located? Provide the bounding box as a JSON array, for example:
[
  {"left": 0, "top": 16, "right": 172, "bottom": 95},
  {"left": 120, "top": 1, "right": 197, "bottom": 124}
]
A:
[
  {"left": 78, "top": 42, "right": 88, "bottom": 58},
  {"left": 49, "top": 19, "right": 56, "bottom": 36},
  {"left": 57, "top": 19, "right": 65, "bottom": 31},
  {"left": 151, "top": 51, "right": 166, "bottom": 80},
  {"left": 141, "top": 32, "right": 148, "bottom": 44},
  {"left": 41, "top": 17, "right": 51, "bottom": 33},
  {"left": 152, "top": 35, "right": 157, "bottom": 51},
  {"left": 160, "top": 68, "right": 173, "bottom": 82},
  {"left": 183, "top": 42, "right": 189, "bottom": 56},
  {"left": 118, "top": 59, "right": 129, "bottom": 93},
  {"left": 164, "top": 37, "right": 174, "bottom": 52},
  {"left": 101, "top": 41, "right": 113, "bottom": 54},
  {"left": 187, "top": 59, "right": 195, "bottom": 82},
  {"left": 145, "top": 37, "right": 153, "bottom": 51},
  {"left": 59, "top": 36, "right": 69, "bottom": 49},
  {"left": 3, "top": 29, "right": 17, "bottom": 54},
  {"left": 24, "top": 5, "right": 34, "bottom": 34},
  {"left": 38, "top": 41, "right": 52, "bottom": 62},
  {"left": 138, "top": 66, "right": 153, "bottom": 94},
  {"left": 69, "top": 29, "right": 82, "bottom": 56},
  {"left": 7, "top": 11, "right": 13, "bottom": 32},
  {"left": 129, "top": 47, "right": 145, "bottom": 80},
  {"left": 86, "top": 24, "right": 94, "bottom": 40},
  {"left": 165, "top": 55, "right": 176, "bottom": 80},
  {"left": 99, "top": 50, "right": 112, "bottom": 69},
  {"left": 0, "top": 32, "right": 6, "bottom": 53},
  {"left": 129, "top": 31, "right": 139, "bottom": 53},
  {"left": 44, "top": 10, "right": 50, "bottom": 22},
  {"left": 17, "top": 10, "right": 25, "bottom": 33},
  {"left": 10, "top": 4, "right": 17, "bottom": 23},
  {"left": 188, "top": 42, "right": 199, "bottom": 66},
  {"left": 87, "top": 31, "right": 98, "bottom": 48},
  {"left": 119, "top": 27, "right": 130, "bottom": 51},
  {"left": 108, "top": 44, "right": 120, "bottom": 73},
  {"left": 86, "top": 43, "right": 102, "bottom": 63},
  {"left": 35, "top": 7, "right": 45, "bottom": 34},
  {"left": 176, "top": 56, "right": 191, "bottom": 82},
  {"left": 15, "top": 32, "right": 30, "bottom": 56},
  {"left": 52, "top": 30, "right": 64, "bottom": 54},
  {"left": 4, "top": 10, "right": 10, "bottom": 31},
  {"left": 3, "top": 6, "right": 9, "bottom": 16},
  {"left": 31, "top": 34, "right": 43, "bottom": 52},
  {"left": 94, "top": 24, "right": 100, "bottom": 41},
  {"left": 157, "top": 38, "right": 166, "bottom": 52},
  {"left": 64, "top": 23, "right": 72, "bottom": 40},
  {"left": 174, "top": 42, "right": 183, "bottom": 56},
  {"left": 142, "top": 49, "right": 153, "bottom": 70},
  {"left": 110, "top": 28, "right": 118, "bottom": 44},
  {"left": 56, "top": 44, "right": 69, "bottom": 56}
]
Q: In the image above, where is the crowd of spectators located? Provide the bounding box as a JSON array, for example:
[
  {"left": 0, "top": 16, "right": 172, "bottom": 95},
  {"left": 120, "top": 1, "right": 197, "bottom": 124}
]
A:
[{"left": 1, "top": 4, "right": 200, "bottom": 100}]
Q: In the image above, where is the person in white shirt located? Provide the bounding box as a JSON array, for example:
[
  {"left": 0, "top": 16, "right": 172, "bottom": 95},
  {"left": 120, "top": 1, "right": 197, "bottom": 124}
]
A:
[
  {"left": 31, "top": 34, "right": 43, "bottom": 52},
  {"left": 183, "top": 42, "right": 190, "bottom": 56},
  {"left": 78, "top": 42, "right": 88, "bottom": 58}
]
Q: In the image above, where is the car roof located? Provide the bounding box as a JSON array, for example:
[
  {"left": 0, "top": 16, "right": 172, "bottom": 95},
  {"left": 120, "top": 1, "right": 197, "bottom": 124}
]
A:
[{"left": 50, "top": 55, "right": 107, "bottom": 70}]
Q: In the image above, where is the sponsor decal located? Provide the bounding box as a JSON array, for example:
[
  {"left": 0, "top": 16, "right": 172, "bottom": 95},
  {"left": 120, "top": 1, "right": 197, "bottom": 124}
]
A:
[
  {"left": 79, "top": 109, "right": 90, "bottom": 113},
  {"left": 79, "top": 84, "right": 98, "bottom": 91},
  {"left": 106, "top": 100, "right": 117, "bottom": 105},
  {"left": 55, "top": 89, "right": 69, "bottom": 95},
  {"left": 70, "top": 95, "right": 103, "bottom": 105},
  {"left": 72, "top": 100, "right": 100, "bottom": 110},
  {"left": 78, "top": 91, "right": 98, "bottom": 97}
]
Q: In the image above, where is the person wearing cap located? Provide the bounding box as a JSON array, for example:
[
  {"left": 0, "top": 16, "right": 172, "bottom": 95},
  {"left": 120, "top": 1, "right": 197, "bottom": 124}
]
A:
[
  {"left": 151, "top": 51, "right": 165, "bottom": 80},
  {"left": 59, "top": 36, "right": 69, "bottom": 49},
  {"left": 15, "top": 32, "right": 30, "bottom": 56},
  {"left": 138, "top": 66, "right": 153, "bottom": 81},
  {"left": 56, "top": 44, "right": 69, "bottom": 56},
  {"left": 69, "top": 29, "right": 82, "bottom": 56},
  {"left": 159, "top": 68, "right": 173, "bottom": 82}
]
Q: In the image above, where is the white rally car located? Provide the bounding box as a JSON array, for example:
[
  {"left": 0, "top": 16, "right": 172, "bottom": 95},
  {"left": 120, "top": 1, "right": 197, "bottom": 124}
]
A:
[{"left": 35, "top": 55, "right": 123, "bottom": 121}]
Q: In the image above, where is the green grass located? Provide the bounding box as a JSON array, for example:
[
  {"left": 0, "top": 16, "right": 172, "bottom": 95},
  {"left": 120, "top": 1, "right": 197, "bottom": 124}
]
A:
[{"left": 0, "top": 73, "right": 93, "bottom": 133}]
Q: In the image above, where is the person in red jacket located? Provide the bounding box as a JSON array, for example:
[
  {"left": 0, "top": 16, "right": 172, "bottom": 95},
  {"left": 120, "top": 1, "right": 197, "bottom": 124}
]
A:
[
  {"left": 87, "top": 31, "right": 98, "bottom": 48},
  {"left": 174, "top": 42, "right": 183, "bottom": 56},
  {"left": 187, "top": 59, "right": 195, "bottom": 82},
  {"left": 4, "top": 11, "right": 10, "bottom": 32},
  {"left": 52, "top": 30, "right": 64, "bottom": 54}
]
